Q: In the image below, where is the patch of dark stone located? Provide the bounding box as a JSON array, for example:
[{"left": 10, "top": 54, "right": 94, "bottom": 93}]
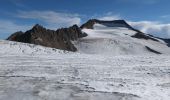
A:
[
  {"left": 145, "top": 46, "right": 162, "bottom": 54},
  {"left": 131, "top": 33, "right": 159, "bottom": 42}
]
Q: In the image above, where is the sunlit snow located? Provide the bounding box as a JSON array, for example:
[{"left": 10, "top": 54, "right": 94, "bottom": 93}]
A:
[{"left": 0, "top": 23, "right": 170, "bottom": 100}]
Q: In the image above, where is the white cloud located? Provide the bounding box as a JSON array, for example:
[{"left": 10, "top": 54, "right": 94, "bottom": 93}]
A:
[
  {"left": 161, "top": 15, "right": 170, "bottom": 18},
  {"left": 128, "top": 21, "right": 170, "bottom": 38},
  {"left": 97, "top": 12, "right": 121, "bottom": 21},
  {"left": 99, "top": 15, "right": 120, "bottom": 21},
  {"left": 17, "top": 11, "right": 81, "bottom": 29},
  {"left": 0, "top": 20, "right": 31, "bottom": 39}
]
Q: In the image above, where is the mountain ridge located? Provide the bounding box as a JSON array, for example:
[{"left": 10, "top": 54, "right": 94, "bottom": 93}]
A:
[
  {"left": 6, "top": 19, "right": 170, "bottom": 54},
  {"left": 7, "top": 24, "right": 87, "bottom": 51}
]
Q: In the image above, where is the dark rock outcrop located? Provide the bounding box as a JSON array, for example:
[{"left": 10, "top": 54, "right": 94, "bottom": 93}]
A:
[
  {"left": 7, "top": 24, "right": 87, "bottom": 51},
  {"left": 7, "top": 31, "right": 24, "bottom": 41},
  {"left": 145, "top": 46, "right": 162, "bottom": 54},
  {"left": 131, "top": 33, "right": 159, "bottom": 42},
  {"left": 80, "top": 19, "right": 97, "bottom": 29}
]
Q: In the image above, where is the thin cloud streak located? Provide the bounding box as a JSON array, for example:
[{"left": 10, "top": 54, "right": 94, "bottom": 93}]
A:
[
  {"left": 98, "top": 13, "right": 120, "bottom": 20},
  {"left": 17, "top": 11, "right": 81, "bottom": 29}
]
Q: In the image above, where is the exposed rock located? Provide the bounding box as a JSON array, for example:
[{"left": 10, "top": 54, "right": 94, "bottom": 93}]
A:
[
  {"left": 131, "top": 33, "right": 159, "bottom": 42},
  {"left": 145, "top": 46, "right": 161, "bottom": 54},
  {"left": 7, "top": 31, "right": 24, "bottom": 41},
  {"left": 7, "top": 24, "right": 87, "bottom": 51},
  {"left": 80, "top": 19, "right": 97, "bottom": 29}
]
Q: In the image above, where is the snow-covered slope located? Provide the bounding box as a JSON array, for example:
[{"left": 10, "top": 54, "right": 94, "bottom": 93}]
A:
[
  {"left": 74, "top": 23, "right": 170, "bottom": 55},
  {"left": 0, "top": 44, "right": 170, "bottom": 100},
  {"left": 0, "top": 40, "right": 70, "bottom": 55}
]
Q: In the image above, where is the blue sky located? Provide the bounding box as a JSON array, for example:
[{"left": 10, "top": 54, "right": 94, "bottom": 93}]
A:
[{"left": 0, "top": 0, "right": 170, "bottom": 39}]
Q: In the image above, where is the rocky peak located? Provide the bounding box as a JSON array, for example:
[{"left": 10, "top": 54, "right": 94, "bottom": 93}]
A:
[
  {"left": 80, "top": 19, "right": 98, "bottom": 29},
  {"left": 31, "top": 24, "right": 46, "bottom": 33},
  {"left": 7, "top": 24, "right": 87, "bottom": 52},
  {"left": 32, "top": 24, "right": 44, "bottom": 29},
  {"left": 80, "top": 19, "right": 134, "bottom": 29},
  {"left": 6, "top": 31, "right": 24, "bottom": 41}
]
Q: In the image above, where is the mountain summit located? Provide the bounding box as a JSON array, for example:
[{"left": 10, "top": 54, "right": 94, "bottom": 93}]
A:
[{"left": 81, "top": 19, "right": 133, "bottom": 29}]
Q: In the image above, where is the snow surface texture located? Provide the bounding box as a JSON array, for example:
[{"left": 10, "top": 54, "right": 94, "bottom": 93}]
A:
[
  {"left": 0, "top": 40, "right": 70, "bottom": 55},
  {"left": 74, "top": 24, "right": 170, "bottom": 55},
  {"left": 0, "top": 23, "right": 170, "bottom": 100}
]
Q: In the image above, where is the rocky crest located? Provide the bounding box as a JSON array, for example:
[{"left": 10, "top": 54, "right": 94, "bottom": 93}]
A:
[
  {"left": 7, "top": 24, "right": 87, "bottom": 51},
  {"left": 80, "top": 19, "right": 146, "bottom": 34},
  {"left": 80, "top": 19, "right": 134, "bottom": 29},
  {"left": 131, "top": 33, "right": 159, "bottom": 42}
]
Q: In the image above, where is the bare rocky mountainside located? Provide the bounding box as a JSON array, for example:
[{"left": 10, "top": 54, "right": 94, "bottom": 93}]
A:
[{"left": 7, "top": 24, "right": 87, "bottom": 51}]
